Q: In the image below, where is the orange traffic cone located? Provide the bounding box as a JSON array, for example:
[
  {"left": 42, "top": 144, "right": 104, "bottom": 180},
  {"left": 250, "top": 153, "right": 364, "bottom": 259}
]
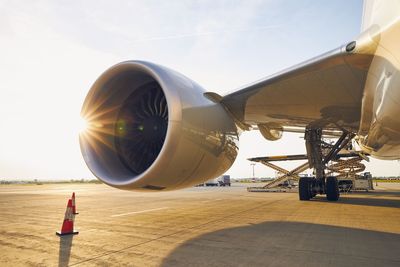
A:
[
  {"left": 56, "top": 199, "right": 79, "bottom": 236},
  {"left": 71, "top": 192, "right": 78, "bottom": 215}
]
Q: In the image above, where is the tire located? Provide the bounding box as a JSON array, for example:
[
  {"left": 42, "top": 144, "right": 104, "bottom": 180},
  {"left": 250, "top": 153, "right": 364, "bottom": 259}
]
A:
[
  {"left": 299, "top": 177, "right": 311, "bottom": 200},
  {"left": 309, "top": 178, "right": 317, "bottom": 198},
  {"left": 326, "top": 176, "right": 340, "bottom": 201}
]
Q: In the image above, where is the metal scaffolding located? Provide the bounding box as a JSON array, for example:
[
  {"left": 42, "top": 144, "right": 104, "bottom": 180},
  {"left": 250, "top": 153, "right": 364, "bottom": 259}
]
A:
[
  {"left": 247, "top": 152, "right": 368, "bottom": 192},
  {"left": 247, "top": 154, "right": 309, "bottom": 192}
]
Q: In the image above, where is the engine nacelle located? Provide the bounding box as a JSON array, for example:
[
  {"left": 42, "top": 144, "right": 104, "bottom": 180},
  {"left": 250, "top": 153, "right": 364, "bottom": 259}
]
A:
[
  {"left": 257, "top": 123, "right": 283, "bottom": 141},
  {"left": 80, "top": 61, "right": 239, "bottom": 190}
]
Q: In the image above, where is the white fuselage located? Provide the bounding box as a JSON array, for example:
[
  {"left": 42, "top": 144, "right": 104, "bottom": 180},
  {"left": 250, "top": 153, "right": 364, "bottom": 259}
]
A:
[{"left": 357, "top": 0, "right": 400, "bottom": 159}]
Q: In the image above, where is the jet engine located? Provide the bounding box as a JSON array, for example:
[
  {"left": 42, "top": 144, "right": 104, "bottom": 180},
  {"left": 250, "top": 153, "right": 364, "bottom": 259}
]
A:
[{"left": 80, "top": 61, "right": 239, "bottom": 191}]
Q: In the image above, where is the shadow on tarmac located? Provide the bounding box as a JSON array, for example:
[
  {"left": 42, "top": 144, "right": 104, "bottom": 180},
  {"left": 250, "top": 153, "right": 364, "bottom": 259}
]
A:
[
  {"left": 58, "top": 235, "right": 73, "bottom": 267},
  {"left": 352, "top": 190, "right": 400, "bottom": 198},
  {"left": 312, "top": 195, "right": 400, "bottom": 208},
  {"left": 342, "top": 189, "right": 400, "bottom": 197},
  {"left": 161, "top": 221, "right": 400, "bottom": 267}
]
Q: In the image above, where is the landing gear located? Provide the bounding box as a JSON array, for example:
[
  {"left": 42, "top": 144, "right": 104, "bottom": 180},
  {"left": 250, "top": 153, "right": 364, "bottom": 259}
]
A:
[
  {"left": 299, "top": 177, "right": 317, "bottom": 201},
  {"left": 326, "top": 176, "right": 340, "bottom": 201},
  {"left": 309, "top": 178, "right": 317, "bottom": 198},
  {"left": 299, "top": 128, "right": 354, "bottom": 202},
  {"left": 299, "top": 177, "right": 311, "bottom": 200}
]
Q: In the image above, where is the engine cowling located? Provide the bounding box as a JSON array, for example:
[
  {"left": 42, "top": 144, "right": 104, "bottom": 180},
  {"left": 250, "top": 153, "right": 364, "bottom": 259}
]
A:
[
  {"left": 257, "top": 123, "right": 283, "bottom": 141},
  {"left": 80, "top": 61, "right": 239, "bottom": 190}
]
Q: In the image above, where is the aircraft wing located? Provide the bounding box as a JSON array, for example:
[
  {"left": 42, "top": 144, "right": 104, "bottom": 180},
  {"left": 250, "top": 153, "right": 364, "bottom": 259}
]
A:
[{"left": 214, "top": 40, "right": 375, "bottom": 133}]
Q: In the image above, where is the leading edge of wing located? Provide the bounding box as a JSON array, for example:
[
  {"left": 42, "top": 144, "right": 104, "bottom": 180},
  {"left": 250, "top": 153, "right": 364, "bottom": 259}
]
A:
[{"left": 219, "top": 41, "right": 375, "bottom": 132}]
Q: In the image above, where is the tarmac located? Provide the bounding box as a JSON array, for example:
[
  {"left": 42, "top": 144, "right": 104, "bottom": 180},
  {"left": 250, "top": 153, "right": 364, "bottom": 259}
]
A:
[{"left": 0, "top": 182, "right": 399, "bottom": 267}]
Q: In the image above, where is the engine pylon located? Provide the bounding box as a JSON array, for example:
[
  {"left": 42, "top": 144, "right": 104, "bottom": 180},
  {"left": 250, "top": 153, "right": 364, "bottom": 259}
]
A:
[{"left": 56, "top": 199, "right": 79, "bottom": 236}]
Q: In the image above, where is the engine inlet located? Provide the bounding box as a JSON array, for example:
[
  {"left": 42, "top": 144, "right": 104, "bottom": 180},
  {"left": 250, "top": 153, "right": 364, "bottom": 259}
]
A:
[{"left": 115, "top": 82, "right": 168, "bottom": 175}]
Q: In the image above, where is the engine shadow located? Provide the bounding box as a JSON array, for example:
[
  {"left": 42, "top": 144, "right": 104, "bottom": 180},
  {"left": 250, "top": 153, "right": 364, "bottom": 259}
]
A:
[
  {"left": 58, "top": 235, "right": 74, "bottom": 267},
  {"left": 161, "top": 221, "right": 400, "bottom": 267}
]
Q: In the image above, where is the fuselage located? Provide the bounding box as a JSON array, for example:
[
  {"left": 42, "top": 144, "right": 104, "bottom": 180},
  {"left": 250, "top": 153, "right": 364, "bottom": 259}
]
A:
[{"left": 356, "top": 0, "right": 400, "bottom": 159}]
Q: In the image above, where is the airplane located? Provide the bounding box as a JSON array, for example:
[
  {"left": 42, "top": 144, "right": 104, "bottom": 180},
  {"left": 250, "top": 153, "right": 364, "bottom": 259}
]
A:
[{"left": 79, "top": 0, "right": 400, "bottom": 201}]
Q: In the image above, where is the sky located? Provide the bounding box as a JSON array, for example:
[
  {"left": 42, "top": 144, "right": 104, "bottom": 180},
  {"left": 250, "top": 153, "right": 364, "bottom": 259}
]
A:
[{"left": 0, "top": 0, "right": 399, "bottom": 180}]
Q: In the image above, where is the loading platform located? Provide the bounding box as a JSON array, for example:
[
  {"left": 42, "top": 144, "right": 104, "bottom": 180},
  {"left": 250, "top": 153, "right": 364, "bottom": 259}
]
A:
[
  {"left": 247, "top": 152, "right": 368, "bottom": 192},
  {"left": 247, "top": 154, "right": 309, "bottom": 192}
]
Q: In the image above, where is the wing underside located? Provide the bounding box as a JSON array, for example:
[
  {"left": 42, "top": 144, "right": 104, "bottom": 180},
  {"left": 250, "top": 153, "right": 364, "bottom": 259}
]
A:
[{"left": 220, "top": 42, "right": 374, "bottom": 133}]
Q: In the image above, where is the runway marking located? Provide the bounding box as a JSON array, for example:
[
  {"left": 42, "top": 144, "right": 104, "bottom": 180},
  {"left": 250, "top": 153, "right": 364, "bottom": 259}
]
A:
[{"left": 111, "top": 207, "right": 168, "bottom": 217}]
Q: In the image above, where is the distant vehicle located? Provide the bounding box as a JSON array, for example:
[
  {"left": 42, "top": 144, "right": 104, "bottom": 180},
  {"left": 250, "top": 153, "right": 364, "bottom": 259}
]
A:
[
  {"left": 205, "top": 178, "right": 219, "bottom": 186},
  {"left": 338, "top": 172, "right": 374, "bottom": 192},
  {"left": 218, "top": 175, "right": 231, "bottom": 186},
  {"left": 203, "top": 175, "right": 231, "bottom": 186},
  {"left": 355, "top": 172, "right": 374, "bottom": 191},
  {"left": 277, "top": 180, "right": 295, "bottom": 188}
]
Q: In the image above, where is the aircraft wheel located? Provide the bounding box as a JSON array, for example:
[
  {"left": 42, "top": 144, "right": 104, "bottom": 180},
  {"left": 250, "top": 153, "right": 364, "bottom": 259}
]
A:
[
  {"left": 326, "top": 176, "right": 340, "bottom": 201},
  {"left": 299, "top": 177, "right": 311, "bottom": 200},
  {"left": 309, "top": 178, "right": 317, "bottom": 198}
]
